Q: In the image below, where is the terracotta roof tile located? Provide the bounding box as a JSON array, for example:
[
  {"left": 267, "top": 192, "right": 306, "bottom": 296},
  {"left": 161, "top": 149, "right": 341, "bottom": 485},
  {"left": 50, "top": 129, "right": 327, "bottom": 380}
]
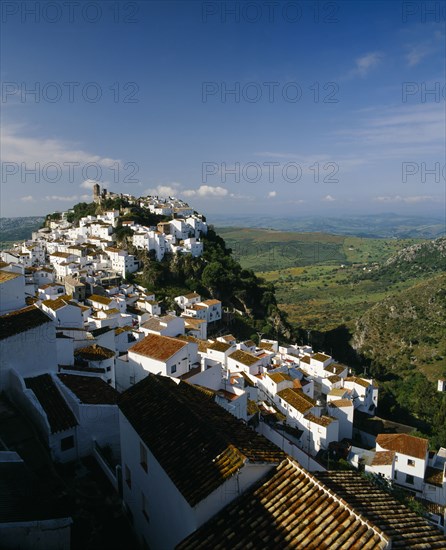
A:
[
  {"left": 129, "top": 333, "right": 187, "bottom": 361},
  {"left": 0, "top": 306, "right": 52, "bottom": 340},
  {"left": 277, "top": 388, "right": 316, "bottom": 413},
  {"left": 376, "top": 433, "right": 428, "bottom": 460},
  {"left": 58, "top": 374, "right": 118, "bottom": 404},
  {"left": 74, "top": 344, "right": 115, "bottom": 361},
  {"left": 119, "top": 375, "right": 284, "bottom": 506},
  {"left": 371, "top": 451, "right": 395, "bottom": 466},
  {"left": 316, "top": 470, "right": 446, "bottom": 548},
  {"left": 177, "top": 458, "right": 389, "bottom": 549},
  {"left": 25, "top": 374, "right": 77, "bottom": 434},
  {"left": 229, "top": 349, "right": 260, "bottom": 366}
]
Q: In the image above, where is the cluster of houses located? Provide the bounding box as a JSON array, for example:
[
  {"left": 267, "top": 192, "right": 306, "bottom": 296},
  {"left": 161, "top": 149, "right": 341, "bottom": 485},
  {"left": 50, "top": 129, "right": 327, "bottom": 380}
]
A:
[
  {"left": 0, "top": 197, "right": 445, "bottom": 548},
  {"left": 1, "top": 194, "right": 207, "bottom": 281}
]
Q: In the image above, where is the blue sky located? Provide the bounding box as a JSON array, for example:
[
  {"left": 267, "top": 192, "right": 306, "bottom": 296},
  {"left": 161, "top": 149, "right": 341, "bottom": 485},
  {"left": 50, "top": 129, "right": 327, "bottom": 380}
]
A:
[{"left": 1, "top": 0, "right": 445, "bottom": 219}]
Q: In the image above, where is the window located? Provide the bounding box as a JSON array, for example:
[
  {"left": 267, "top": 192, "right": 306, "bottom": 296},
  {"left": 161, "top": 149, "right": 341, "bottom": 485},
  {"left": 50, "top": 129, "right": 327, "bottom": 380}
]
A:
[
  {"left": 407, "top": 459, "right": 415, "bottom": 467},
  {"left": 142, "top": 491, "right": 149, "bottom": 522},
  {"left": 61, "top": 435, "right": 74, "bottom": 451},
  {"left": 405, "top": 474, "right": 414, "bottom": 485},
  {"left": 171, "top": 364, "right": 177, "bottom": 374},
  {"left": 106, "top": 366, "right": 111, "bottom": 372},
  {"left": 140, "top": 442, "right": 148, "bottom": 472},
  {"left": 125, "top": 464, "right": 132, "bottom": 489},
  {"left": 394, "top": 471, "right": 398, "bottom": 480}
]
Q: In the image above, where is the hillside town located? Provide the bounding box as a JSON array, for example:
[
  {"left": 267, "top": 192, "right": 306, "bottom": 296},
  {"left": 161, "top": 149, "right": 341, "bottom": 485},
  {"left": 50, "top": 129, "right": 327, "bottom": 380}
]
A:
[{"left": 0, "top": 192, "right": 445, "bottom": 549}]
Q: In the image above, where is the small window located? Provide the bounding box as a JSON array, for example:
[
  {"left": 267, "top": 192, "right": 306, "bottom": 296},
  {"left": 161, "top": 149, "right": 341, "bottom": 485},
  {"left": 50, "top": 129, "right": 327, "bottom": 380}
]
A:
[
  {"left": 394, "top": 471, "right": 398, "bottom": 480},
  {"left": 142, "top": 491, "right": 149, "bottom": 522},
  {"left": 408, "top": 459, "right": 415, "bottom": 467},
  {"left": 125, "top": 465, "right": 132, "bottom": 489},
  {"left": 171, "top": 364, "right": 177, "bottom": 374},
  {"left": 406, "top": 474, "right": 414, "bottom": 485},
  {"left": 106, "top": 366, "right": 111, "bottom": 372},
  {"left": 61, "top": 435, "right": 74, "bottom": 451},
  {"left": 140, "top": 442, "right": 148, "bottom": 472}
]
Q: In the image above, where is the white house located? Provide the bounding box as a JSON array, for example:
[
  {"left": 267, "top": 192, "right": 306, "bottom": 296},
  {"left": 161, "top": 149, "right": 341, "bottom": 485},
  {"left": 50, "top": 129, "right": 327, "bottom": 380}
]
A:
[
  {"left": 118, "top": 374, "right": 284, "bottom": 549},
  {"left": 375, "top": 433, "right": 429, "bottom": 494},
  {"left": 0, "top": 270, "right": 26, "bottom": 314},
  {"left": 343, "top": 376, "right": 378, "bottom": 414},
  {"left": 0, "top": 306, "right": 57, "bottom": 392},
  {"left": 128, "top": 334, "right": 198, "bottom": 379}
]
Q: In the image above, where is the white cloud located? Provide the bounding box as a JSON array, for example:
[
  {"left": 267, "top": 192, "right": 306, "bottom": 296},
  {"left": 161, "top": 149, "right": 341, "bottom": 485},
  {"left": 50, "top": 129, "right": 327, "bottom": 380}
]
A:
[
  {"left": 80, "top": 179, "right": 99, "bottom": 190},
  {"left": 145, "top": 183, "right": 182, "bottom": 197},
  {"left": 20, "top": 195, "right": 35, "bottom": 202},
  {"left": 44, "top": 195, "right": 79, "bottom": 202},
  {"left": 352, "top": 52, "right": 383, "bottom": 77},
  {"left": 322, "top": 195, "right": 336, "bottom": 202},
  {"left": 183, "top": 185, "right": 229, "bottom": 198},
  {"left": 268, "top": 191, "right": 277, "bottom": 198},
  {"left": 406, "top": 44, "right": 433, "bottom": 67},
  {"left": 1, "top": 124, "right": 120, "bottom": 167},
  {"left": 373, "top": 195, "right": 434, "bottom": 204}
]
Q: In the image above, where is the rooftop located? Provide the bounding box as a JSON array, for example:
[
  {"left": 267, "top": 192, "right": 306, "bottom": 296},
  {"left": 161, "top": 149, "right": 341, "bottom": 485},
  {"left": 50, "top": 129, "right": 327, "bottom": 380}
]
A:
[
  {"left": 312, "top": 352, "right": 331, "bottom": 362},
  {"left": 58, "top": 374, "right": 118, "bottom": 405},
  {"left": 129, "top": 333, "right": 187, "bottom": 361},
  {"left": 0, "top": 306, "right": 52, "bottom": 341},
  {"left": 0, "top": 456, "right": 71, "bottom": 523},
  {"left": 277, "top": 388, "right": 316, "bottom": 414},
  {"left": 267, "top": 372, "right": 292, "bottom": 384},
  {"left": 0, "top": 270, "right": 22, "bottom": 284},
  {"left": 316, "top": 470, "right": 446, "bottom": 548},
  {"left": 229, "top": 349, "right": 260, "bottom": 366},
  {"left": 208, "top": 340, "right": 232, "bottom": 353},
  {"left": 25, "top": 374, "right": 78, "bottom": 434},
  {"left": 89, "top": 294, "right": 113, "bottom": 305},
  {"left": 119, "top": 375, "right": 284, "bottom": 507},
  {"left": 74, "top": 344, "right": 115, "bottom": 361},
  {"left": 344, "top": 376, "right": 371, "bottom": 388},
  {"left": 376, "top": 433, "right": 428, "bottom": 460},
  {"left": 371, "top": 450, "right": 395, "bottom": 467},
  {"left": 177, "top": 458, "right": 389, "bottom": 550}
]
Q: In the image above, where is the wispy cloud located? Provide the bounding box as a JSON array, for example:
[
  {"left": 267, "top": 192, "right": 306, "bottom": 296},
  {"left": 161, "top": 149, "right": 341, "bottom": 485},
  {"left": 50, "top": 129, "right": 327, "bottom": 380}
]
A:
[
  {"left": 1, "top": 124, "right": 120, "bottom": 167},
  {"left": 44, "top": 195, "right": 80, "bottom": 202},
  {"left": 373, "top": 195, "right": 435, "bottom": 204},
  {"left": 20, "top": 195, "right": 35, "bottom": 202},
  {"left": 344, "top": 51, "right": 384, "bottom": 78},
  {"left": 322, "top": 194, "right": 336, "bottom": 202},
  {"left": 183, "top": 185, "right": 229, "bottom": 198},
  {"left": 268, "top": 191, "right": 277, "bottom": 198},
  {"left": 144, "top": 183, "right": 182, "bottom": 197}
]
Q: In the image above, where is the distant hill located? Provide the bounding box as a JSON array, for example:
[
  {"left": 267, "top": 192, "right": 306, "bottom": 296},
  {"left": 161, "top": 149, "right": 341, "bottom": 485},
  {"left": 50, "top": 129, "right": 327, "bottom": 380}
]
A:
[
  {"left": 212, "top": 214, "right": 445, "bottom": 239},
  {"left": 0, "top": 216, "right": 45, "bottom": 246},
  {"left": 353, "top": 273, "right": 446, "bottom": 382},
  {"left": 381, "top": 237, "right": 446, "bottom": 275}
]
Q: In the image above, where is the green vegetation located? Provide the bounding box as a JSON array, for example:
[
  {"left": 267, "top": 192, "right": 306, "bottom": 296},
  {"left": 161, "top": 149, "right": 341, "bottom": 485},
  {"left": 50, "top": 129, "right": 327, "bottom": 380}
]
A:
[
  {"left": 0, "top": 216, "right": 45, "bottom": 246},
  {"left": 66, "top": 202, "right": 98, "bottom": 224},
  {"left": 136, "top": 227, "right": 290, "bottom": 340}
]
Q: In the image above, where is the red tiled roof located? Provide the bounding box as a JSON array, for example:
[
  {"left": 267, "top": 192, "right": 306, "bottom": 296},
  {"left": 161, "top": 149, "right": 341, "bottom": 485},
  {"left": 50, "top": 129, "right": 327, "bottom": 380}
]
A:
[
  {"left": 371, "top": 451, "right": 395, "bottom": 466},
  {"left": 25, "top": 374, "right": 77, "bottom": 434},
  {"left": 177, "top": 458, "right": 389, "bottom": 549},
  {"left": 0, "top": 306, "right": 52, "bottom": 341},
  {"left": 129, "top": 333, "right": 187, "bottom": 361},
  {"left": 316, "top": 470, "right": 446, "bottom": 548},
  {"left": 118, "top": 375, "right": 284, "bottom": 506},
  {"left": 376, "top": 433, "right": 428, "bottom": 460},
  {"left": 58, "top": 374, "right": 118, "bottom": 404}
]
